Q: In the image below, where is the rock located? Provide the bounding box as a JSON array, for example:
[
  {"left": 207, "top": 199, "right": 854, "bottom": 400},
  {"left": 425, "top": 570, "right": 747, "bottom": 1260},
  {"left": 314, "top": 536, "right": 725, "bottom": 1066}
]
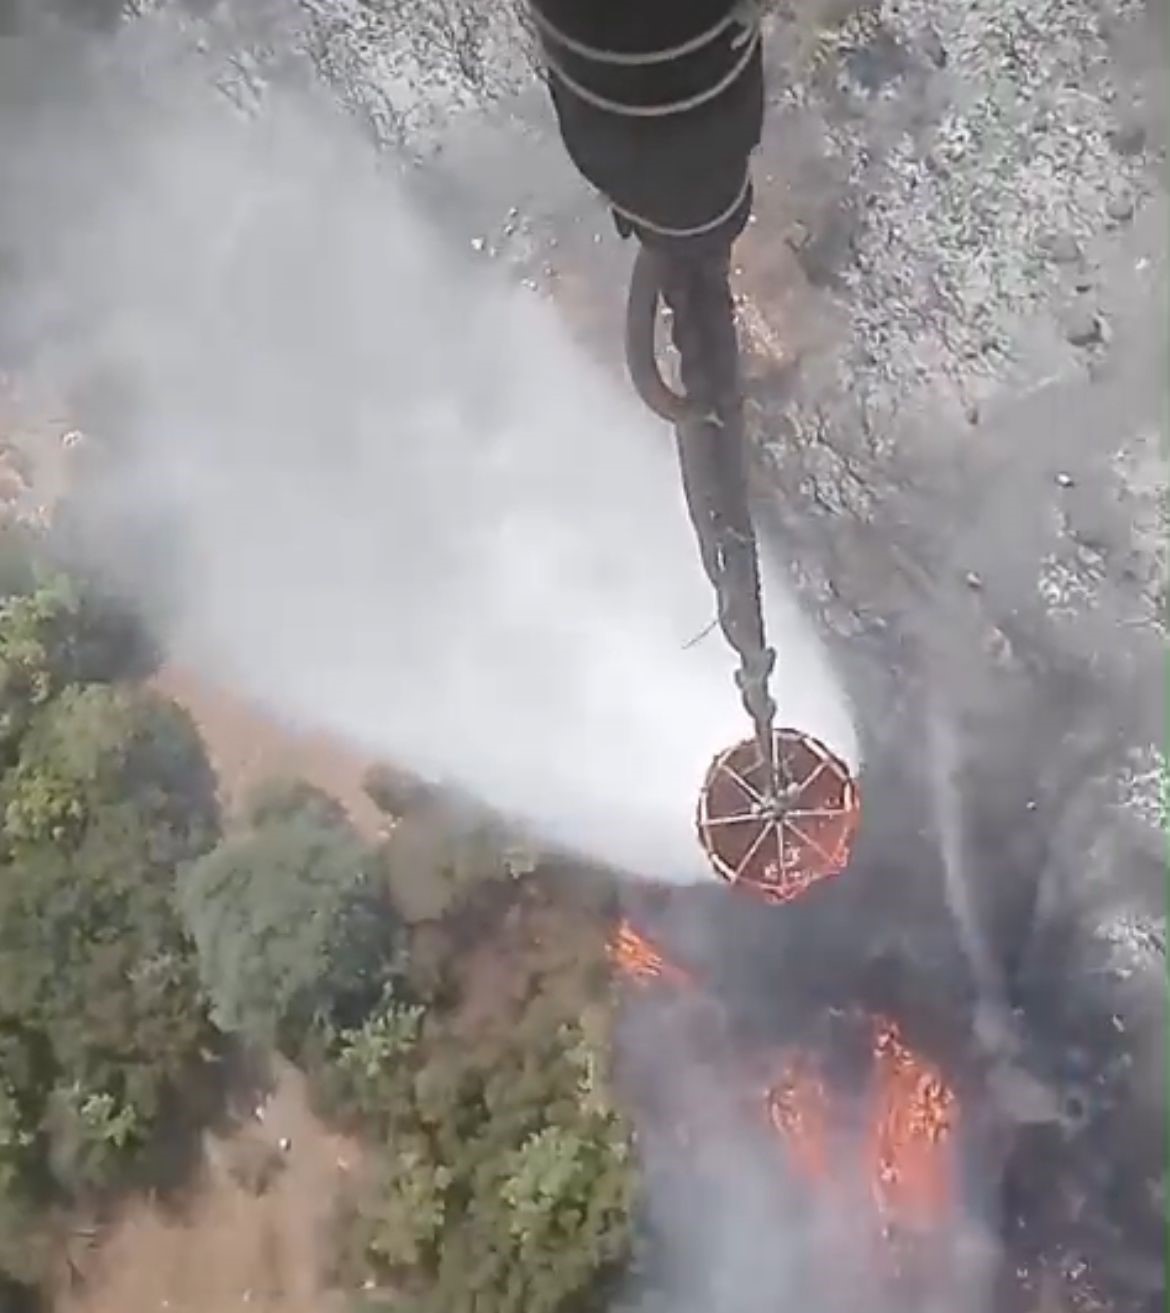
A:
[
  {"left": 785, "top": 220, "right": 811, "bottom": 251},
  {"left": 1105, "top": 192, "right": 1136, "bottom": 224},
  {"left": 1063, "top": 304, "right": 1103, "bottom": 348},
  {"left": 1056, "top": 472, "right": 1075, "bottom": 489}
]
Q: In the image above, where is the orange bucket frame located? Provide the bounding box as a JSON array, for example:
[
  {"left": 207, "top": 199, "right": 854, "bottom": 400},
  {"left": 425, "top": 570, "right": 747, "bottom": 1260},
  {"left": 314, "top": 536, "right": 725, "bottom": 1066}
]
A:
[{"left": 697, "top": 727, "right": 860, "bottom": 902}]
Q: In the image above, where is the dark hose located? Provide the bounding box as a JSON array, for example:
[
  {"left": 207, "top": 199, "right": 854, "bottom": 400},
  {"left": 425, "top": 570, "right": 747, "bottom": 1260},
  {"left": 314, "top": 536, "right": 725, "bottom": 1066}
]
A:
[{"left": 624, "top": 246, "right": 691, "bottom": 424}]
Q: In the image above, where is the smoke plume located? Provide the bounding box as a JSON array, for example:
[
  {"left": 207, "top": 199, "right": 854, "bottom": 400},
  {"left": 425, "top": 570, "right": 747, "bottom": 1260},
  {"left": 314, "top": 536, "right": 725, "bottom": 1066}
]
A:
[{"left": 0, "top": 13, "right": 855, "bottom": 881}]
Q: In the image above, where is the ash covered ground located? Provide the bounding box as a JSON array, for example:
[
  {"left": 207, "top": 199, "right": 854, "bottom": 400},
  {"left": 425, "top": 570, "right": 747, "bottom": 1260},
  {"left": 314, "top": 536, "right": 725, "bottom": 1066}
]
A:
[{"left": 3, "top": 0, "right": 1167, "bottom": 1307}]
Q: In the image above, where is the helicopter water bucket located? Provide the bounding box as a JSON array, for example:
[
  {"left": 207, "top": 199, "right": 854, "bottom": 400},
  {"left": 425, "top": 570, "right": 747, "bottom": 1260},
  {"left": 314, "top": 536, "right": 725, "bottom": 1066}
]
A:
[{"left": 697, "top": 727, "right": 860, "bottom": 903}]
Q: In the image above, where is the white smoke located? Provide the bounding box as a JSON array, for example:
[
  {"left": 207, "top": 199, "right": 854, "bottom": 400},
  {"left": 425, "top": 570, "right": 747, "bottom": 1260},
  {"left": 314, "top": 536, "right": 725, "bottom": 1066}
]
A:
[{"left": 0, "top": 13, "right": 854, "bottom": 881}]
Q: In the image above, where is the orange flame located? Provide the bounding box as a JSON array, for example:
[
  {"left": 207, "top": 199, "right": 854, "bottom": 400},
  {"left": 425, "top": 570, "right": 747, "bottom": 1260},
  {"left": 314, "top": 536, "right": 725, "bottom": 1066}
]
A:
[
  {"left": 608, "top": 920, "right": 693, "bottom": 988},
  {"left": 763, "top": 1018, "right": 959, "bottom": 1247},
  {"left": 765, "top": 1057, "right": 830, "bottom": 1182},
  {"left": 867, "top": 1019, "right": 958, "bottom": 1229},
  {"left": 608, "top": 907, "right": 958, "bottom": 1264}
]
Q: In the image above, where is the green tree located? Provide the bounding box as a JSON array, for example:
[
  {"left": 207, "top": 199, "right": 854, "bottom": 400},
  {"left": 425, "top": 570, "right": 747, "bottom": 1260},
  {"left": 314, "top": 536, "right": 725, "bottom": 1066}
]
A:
[
  {"left": 0, "top": 1186, "right": 55, "bottom": 1305},
  {"left": 179, "top": 794, "right": 396, "bottom": 1049},
  {"left": 245, "top": 776, "right": 349, "bottom": 831},
  {"left": 0, "top": 1082, "right": 34, "bottom": 1197},
  {"left": 44, "top": 1082, "right": 142, "bottom": 1193},
  {"left": 0, "top": 1027, "right": 41, "bottom": 1204},
  {"left": 0, "top": 569, "right": 79, "bottom": 759},
  {"left": 0, "top": 531, "right": 155, "bottom": 767},
  {"left": 0, "top": 683, "right": 220, "bottom": 1199},
  {"left": 0, "top": 540, "right": 220, "bottom": 1299},
  {"left": 319, "top": 889, "right": 634, "bottom": 1313},
  {"left": 2, "top": 683, "right": 217, "bottom": 858},
  {"left": 0, "top": 842, "right": 212, "bottom": 1119},
  {"left": 0, "top": 683, "right": 218, "bottom": 1108}
]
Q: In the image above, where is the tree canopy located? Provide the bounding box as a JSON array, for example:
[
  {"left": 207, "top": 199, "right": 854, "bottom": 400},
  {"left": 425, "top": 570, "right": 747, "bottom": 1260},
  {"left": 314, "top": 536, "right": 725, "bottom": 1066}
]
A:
[
  {"left": 0, "top": 538, "right": 221, "bottom": 1301},
  {"left": 0, "top": 530, "right": 640, "bottom": 1313},
  {"left": 179, "top": 783, "right": 397, "bottom": 1050},
  {"left": 0, "top": 682, "right": 219, "bottom": 1195},
  {"left": 0, "top": 526, "right": 158, "bottom": 766},
  {"left": 316, "top": 880, "right": 635, "bottom": 1313}
]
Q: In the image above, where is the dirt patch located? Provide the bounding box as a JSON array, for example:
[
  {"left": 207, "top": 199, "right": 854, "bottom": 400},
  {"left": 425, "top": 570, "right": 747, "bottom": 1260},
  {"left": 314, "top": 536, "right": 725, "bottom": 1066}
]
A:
[
  {"left": 59, "top": 1062, "right": 360, "bottom": 1313},
  {"left": 153, "top": 665, "right": 387, "bottom": 840}
]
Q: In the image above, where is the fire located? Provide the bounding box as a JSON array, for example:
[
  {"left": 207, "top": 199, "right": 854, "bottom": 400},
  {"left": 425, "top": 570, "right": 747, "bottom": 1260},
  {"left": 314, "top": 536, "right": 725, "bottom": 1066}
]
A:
[
  {"left": 866, "top": 1019, "right": 957, "bottom": 1229},
  {"left": 765, "top": 1056, "right": 830, "bottom": 1182},
  {"left": 607, "top": 919, "right": 692, "bottom": 988},
  {"left": 609, "top": 911, "right": 959, "bottom": 1270},
  {"left": 763, "top": 1018, "right": 958, "bottom": 1244}
]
